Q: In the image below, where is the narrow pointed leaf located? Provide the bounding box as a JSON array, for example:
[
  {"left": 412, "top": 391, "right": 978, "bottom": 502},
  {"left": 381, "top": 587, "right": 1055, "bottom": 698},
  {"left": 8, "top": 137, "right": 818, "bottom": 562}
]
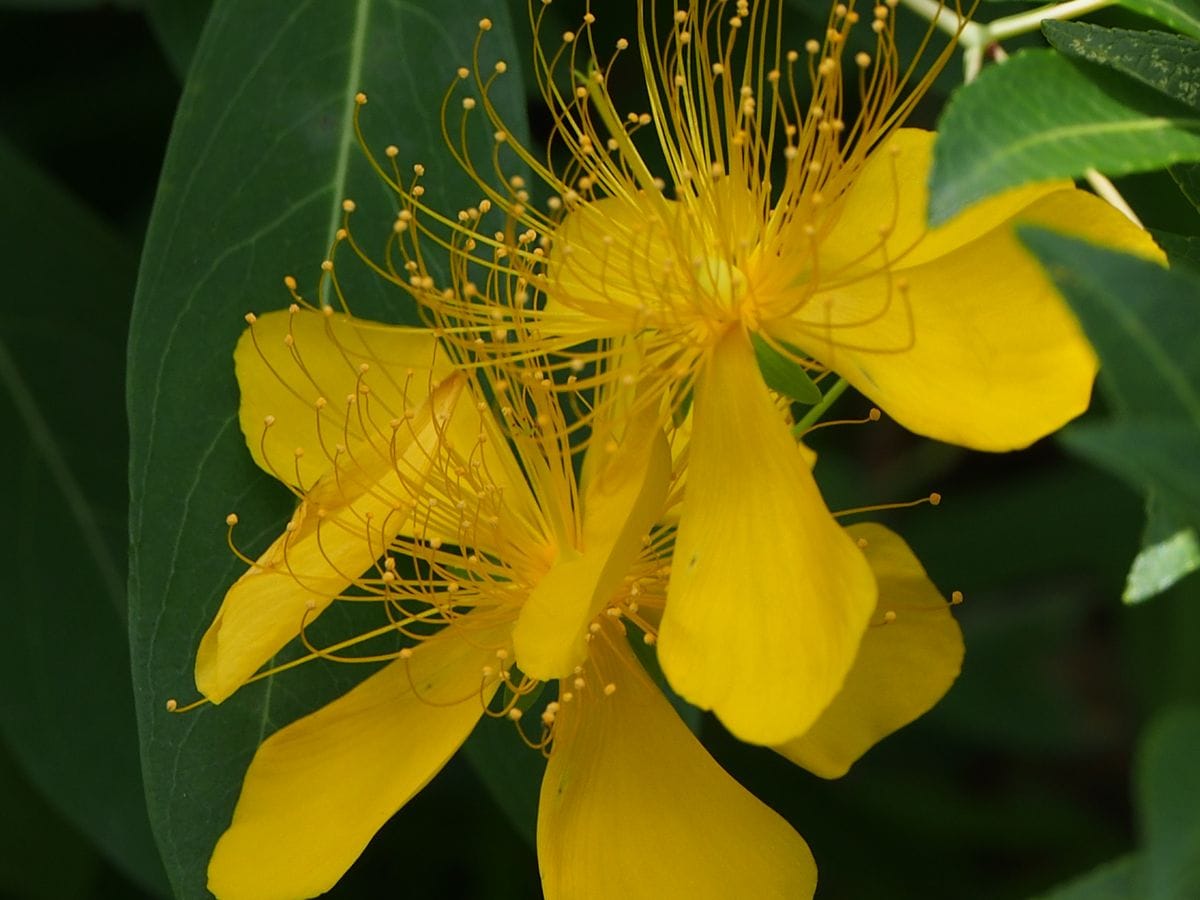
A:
[
  {"left": 1124, "top": 493, "right": 1200, "bottom": 603},
  {"left": 1042, "top": 21, "right": 1200, "bottom": 112},
  {"left": 751, "top": 332, "right": 822, "bottom": 404}
]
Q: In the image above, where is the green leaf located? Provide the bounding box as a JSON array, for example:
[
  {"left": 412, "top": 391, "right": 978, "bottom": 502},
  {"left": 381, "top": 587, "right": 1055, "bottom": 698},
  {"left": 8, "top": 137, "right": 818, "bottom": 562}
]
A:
[
  {"left": 143, "top": 0, "right": 213, "bottom": 78},
  {"left": 751, "top": 332, "right": 822, "bottom": 404},
  {"left": 460, "top": 716, "right": 545, "bottom": 848},
  {"left": 1043, "top": 21, "right": 1200, "bottom": 112},
  {"left": 629, "top": 629, "right": 704, "bottom": 735},
  {"left": 1063, "top": 422, "right": 1200, "bottom": 526},
  {"left": 929, "top": 50, "right": 1200, "bottom": 225},
  {"left": 1117, "top": 0, "right": 1200, "bottom": 41},
  {"left": 1033, "top": 854, "right": 1143, "bottom": 900},
  {"left": 1020, "top": 228, "right": 1200, "bottom": 599},
  {"left": 1153, "top": 230, "right": 1200, "bottom": 276},
  {"left": 0, "top": 0, "right": 139, "bottom": 7},
  {"left": 1125, "top": 493, "right": 1200, "bottom": 603},
  {"left": 0, "top": 137, "right": 167, "bottom": 895},
  {"left": 1168, "top": 162, "right": 1200, "bottom": 210},
  {"left": 0, "top": 741, "right": 102, "bottom": 900},
  {"left": 1019, "top": 229, "right": 1200, "bottom": 422},
  {"left": 126, "top": 2, "right": 530, "bottom": 897},
  {"left": 1136, "top": 706, "right": 1200, "bottom": 899}
]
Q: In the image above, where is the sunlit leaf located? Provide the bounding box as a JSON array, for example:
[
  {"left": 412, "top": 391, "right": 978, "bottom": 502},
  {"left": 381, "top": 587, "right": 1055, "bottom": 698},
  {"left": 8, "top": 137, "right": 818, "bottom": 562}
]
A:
[
  {"left": 1125, "top": 494, "right": 1200, "bottom": 603},
  {"left": 930, "top": 50, "right": 1200, "bottom": 225}
]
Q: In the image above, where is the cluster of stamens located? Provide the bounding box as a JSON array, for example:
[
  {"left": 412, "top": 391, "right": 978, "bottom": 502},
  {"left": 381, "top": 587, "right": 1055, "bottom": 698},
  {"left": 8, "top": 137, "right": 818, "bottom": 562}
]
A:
[{"left": 173, "top": 0, "right": 967, "bottom": 752}]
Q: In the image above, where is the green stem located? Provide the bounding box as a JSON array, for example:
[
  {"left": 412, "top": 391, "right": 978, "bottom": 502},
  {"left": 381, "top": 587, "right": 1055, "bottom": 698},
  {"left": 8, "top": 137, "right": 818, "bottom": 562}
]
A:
[
  {"left": 898, "top": 0, "right": 1118, "bottom": 81},
  {"left": 791, "top": 377, "right": 850, "bottom": 436}
]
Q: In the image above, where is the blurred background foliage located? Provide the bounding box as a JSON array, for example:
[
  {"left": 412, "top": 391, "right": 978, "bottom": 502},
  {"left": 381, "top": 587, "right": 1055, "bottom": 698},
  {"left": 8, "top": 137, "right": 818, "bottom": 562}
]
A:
[{"left": 0, "top": 0, "right": 1197, "bottom": 898}]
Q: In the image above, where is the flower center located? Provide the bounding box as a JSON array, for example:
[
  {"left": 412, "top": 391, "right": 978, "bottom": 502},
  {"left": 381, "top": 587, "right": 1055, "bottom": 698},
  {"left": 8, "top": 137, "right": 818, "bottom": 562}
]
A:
[{"left": 694, "top": 255, "right": 748, "bottom": 313}]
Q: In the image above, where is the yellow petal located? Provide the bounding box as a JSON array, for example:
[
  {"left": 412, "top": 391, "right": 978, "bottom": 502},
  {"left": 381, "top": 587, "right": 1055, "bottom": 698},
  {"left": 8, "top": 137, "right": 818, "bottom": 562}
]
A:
[
  {"left": 196, "top": 372, "right": 468, "bottom": 703},
  {"left": 776, "top": 523, "right": 963, "bottom": 778},
  {"left": 659, "top": 329, "right": 876, "bottom": 745},
  {"left": 814, "top": 129, "right": 1070, "bottom": 277},
  {"left": 547, "top": 194, "right": 703, "bottom": 330},
  {"left": 538, "top": 636, "right": 816, "bottom": 900},
  {"left": 207, "top": 627, "right": 503, "bottom": 900},
  {"left": 513, "top": 405, "right": 671, "bottom": 679},
  {"left": 774, "top": 189, "right": 1163, "bottom": 451},
  {"left": 235, "top": 308, "right": 451, "bottom": 492}
]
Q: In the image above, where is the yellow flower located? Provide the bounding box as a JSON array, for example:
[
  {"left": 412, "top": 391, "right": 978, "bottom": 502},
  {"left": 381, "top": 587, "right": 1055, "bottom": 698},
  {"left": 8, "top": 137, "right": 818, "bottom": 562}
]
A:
[
  {"left": 198, "top": 306, "right": 964, "bottom": 900},
  {"left": 356, "top": 0, "right": 1161, "bottom": 745}
]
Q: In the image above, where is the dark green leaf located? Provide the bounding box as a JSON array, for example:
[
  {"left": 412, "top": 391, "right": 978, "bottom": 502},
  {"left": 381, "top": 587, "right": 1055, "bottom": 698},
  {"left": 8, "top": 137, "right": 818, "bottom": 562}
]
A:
[
  {"left": 751, "top": 332, "right": 822, "bottom": 404},
  {"left": 1033, "top": 854, "right": 1142, "bottom": 900},
  {"left": 0, "top": 741, "right": 102, "bottom": 900},
  {"left": 1153, "top": 230, "right": 1200, "bottom": 275},
  {"left": 1168, "top": 162, "right": 1200, "bottom": 210},
  {"left": 1063, "top": 422, "right": 1200, "bottom": 530},
  {"left": 1021, "top": 228, "right": 1200, "bottom": 599},
  {"left": 1136, "top": 706, "right": 1200, "bottom": 899},
  {"left": 1019, "top": 228, "right": 1200, "bottom": 421},
  {"left": 930, "top": 50, "right": 1200, "bottom": 225},
  {"left": 630, "top": 629, "right": 703, "bottom": 735},
  {"left": 0, "top": 137, "right": 167, "bottom": 895},
  {"left": 0, "top": 0, "right": 139, "bottom": 7},
  {"left": 1118, "top": 0, "right": 1200, "bottom": 41},
  {"left": 460, "top": 716, "right": 545, "bottom": 848},
  {"left": 144, "top": 0, "right": 213, "bottom": 78},
  {"left": 1043, "top": 21, "right": 1200, "bottom": 112},
  {"left": 127, "top": 2, "right": 530, "bottom": 897}
]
